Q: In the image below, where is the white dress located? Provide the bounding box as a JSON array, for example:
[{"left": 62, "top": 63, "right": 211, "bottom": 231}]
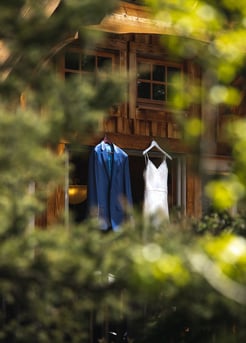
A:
[{"left": 143, "top": 154, "right": 169, "bottom": 219}]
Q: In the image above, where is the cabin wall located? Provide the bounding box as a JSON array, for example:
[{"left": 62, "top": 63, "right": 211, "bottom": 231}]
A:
[{"left": 42, "top": 31, "right": 239, "bottom": 226}]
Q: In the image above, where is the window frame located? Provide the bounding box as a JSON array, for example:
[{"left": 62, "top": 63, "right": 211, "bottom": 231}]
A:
[
  {"left": 136, "top": 57, "right": 183, "bottom": 108},
  {"left": 63, "top": 48, "right": 116, "bottom": 78}
]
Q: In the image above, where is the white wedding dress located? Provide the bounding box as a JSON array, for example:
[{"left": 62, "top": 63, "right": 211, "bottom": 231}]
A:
[{"left": 143, "top": 154, "right": 169, "bottom": 219}]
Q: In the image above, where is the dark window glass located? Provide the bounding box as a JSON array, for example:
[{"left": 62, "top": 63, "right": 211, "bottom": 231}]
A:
[
  {"left": 138, "top": 82, "right": 150, "bottom": 99},
  {"left": 137, "top": 60, "right": 181, "bottom": 103},
  {"left": 153, "top": 84, "right": 166, "bottom": 101},
  {"left": 138, "top": 62, "right": 151, "bottom": 80},
  {"left": 81, "top": 55, "right": 95, "bottom": 72},
  {"left": 97, "top": 56, "right": 112, "bottom": 71},
  {"left": 65, "top": 52, "right": 79, "bottom": 70},
  {"left": 153, "top": 65, "right": 165, "bottom": 81}
]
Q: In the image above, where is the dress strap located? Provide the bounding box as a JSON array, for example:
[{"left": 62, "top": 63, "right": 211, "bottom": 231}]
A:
[{"left": 144, "top": 153, "right": 149, "bottom": 165}]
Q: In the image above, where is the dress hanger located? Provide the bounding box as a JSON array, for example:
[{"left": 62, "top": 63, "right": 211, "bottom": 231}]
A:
[{"left": 143, "top": 140, "right": 172, "bottom": 160}]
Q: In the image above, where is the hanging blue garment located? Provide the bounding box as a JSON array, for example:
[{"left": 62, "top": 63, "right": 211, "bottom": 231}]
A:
[{"left": 88, "top": 141, "right": 133, "bottom": 231}]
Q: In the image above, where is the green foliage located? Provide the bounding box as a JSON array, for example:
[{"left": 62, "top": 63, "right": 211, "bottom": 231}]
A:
[
  {"left": 0, "top": 1, "right": 126, "bottom": 341},
  {"left": 0, "top": 1, "right": 246, "bottom": 342},
  {"left": 145, "top": 0, "right": 246, "bottom": 211},
  {"left": 0, "top": 223, "right": 129, "bottom": 342},
  {"left": 0, "top": 106, "right": 64, "bottom": 237},
  {"left": 1, "top": 214, "right": 246, "bottom": 342}
]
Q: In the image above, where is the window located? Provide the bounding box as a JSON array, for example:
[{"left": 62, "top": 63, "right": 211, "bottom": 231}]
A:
[
  {"left": 64, "top": 49, "right": 115, "bottom": 78},
  {"left": 137, "top": 58, "right": 182, "bottom": 104}
]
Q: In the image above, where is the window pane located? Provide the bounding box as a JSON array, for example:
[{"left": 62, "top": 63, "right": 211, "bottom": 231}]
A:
[
  {"left": 153, "top": 84, "right": 165, "bottom": 101},
  {"left": 138, "top": 62, "right": 151, "bottom": 80},
  {"left": 65, "top": 52, "right": 79, "bottom": 70},
  {"left": 97, "top": 56, "right": 112, "bottom": 71},
  {"left": 138, "top": 82, "right": 150, "bottom": 99},
  {"left": 81, "top": 55, "right": 95, "bottom": 72},
  {"left": 167, "top": 67, "right": 180, "bottom": 83},
  {"left": 153, "top": 65, "right": 165, "bottom": 81}
]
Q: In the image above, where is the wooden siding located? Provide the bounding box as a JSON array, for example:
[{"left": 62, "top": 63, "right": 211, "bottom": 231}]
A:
[{"left": 50, "top": 30, "right": 245, "bottom": 221}]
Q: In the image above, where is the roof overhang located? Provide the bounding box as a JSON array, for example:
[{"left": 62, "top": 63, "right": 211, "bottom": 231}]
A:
[
  {"left": 0, "top": 0, "right": 209, "bottom": 81},
  {"left": 91, "top": 1, "right": 208, "bottom": 42},
  {"left": 92, "top": 1, "right": 174, "bottom": 35}
]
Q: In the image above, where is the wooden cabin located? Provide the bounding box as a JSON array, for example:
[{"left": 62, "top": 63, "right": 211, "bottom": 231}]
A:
[{"left": 39, "top": 0, "right": 238, "bottom": 226}]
